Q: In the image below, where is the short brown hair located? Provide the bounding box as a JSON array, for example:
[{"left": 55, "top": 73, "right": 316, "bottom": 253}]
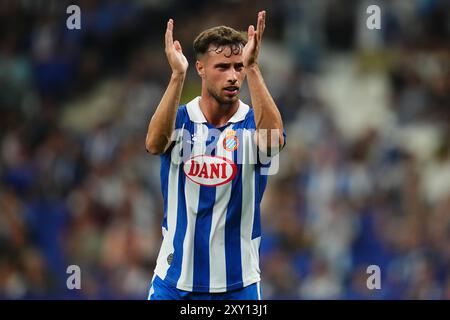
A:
[{"left": 193, "top": 26, "right": 247, "bottom": 59}]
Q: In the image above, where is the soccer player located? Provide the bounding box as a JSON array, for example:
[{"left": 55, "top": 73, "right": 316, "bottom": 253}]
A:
[{"left": 145, "top": 10, "right": 285, "bottom": 300}]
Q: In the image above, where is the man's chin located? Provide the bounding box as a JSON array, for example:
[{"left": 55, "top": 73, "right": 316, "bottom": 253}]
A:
[
  {"left": 211, "top": 92, "right": 239, "bottom": 105},
  {"left": 223, "top": 94, "right": 239, "bottom": 103}
]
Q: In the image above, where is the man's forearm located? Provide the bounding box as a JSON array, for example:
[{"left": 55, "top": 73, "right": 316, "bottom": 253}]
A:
[
  {"left": 246, "top": 65, "right": 284, "bottom": 149},
  {"left": 146, "top": 72, "right": 185, "bottom": 155}
]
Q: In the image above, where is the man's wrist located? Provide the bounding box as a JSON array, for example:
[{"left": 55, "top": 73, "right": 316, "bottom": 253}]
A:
[
  {"left": 171, "top": 71, "right": 186, "bottom": 79},
  {"left": 244, "top": 63, "right": 260, "bottom": 73}
]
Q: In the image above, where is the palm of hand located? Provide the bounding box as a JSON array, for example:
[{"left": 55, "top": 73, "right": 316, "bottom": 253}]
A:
[
  {"left": 243, "top": 37, "right": 258, "bottom": 67},
  {"left": 169, "top": 43, "right": 188, "bottom": 72},
  {"left": 165, "top": 19, "right": 188, "bottom": 74}
]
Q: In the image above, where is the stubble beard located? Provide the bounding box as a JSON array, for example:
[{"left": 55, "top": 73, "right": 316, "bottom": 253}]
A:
[{"left": 207, "top": 85, "right": 238, "bottom": 107}]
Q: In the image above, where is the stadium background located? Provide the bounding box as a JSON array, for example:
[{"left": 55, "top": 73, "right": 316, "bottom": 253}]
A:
[{"left": 0, "top": 0, "right": 449, "bottom": 299}]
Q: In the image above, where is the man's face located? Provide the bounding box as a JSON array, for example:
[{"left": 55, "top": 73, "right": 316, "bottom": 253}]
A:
[{"left": 197, "top": 44, "right": 245, "bottom": 105}]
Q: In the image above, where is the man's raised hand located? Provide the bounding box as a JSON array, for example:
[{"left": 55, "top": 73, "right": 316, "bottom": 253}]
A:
[
  {"left": 243, "top": 10, "right": 266, "bottom": 68},
  {"left": 165, "top": 19, "right": 188, "bottom": 75}
]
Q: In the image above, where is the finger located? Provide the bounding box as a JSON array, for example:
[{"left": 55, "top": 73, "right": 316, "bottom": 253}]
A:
[
  {"left": 257, "top": 11, "right": 265, "bottom": 41},
  {"left": 248, "top": 24, "right": 255, "bottom": 40},
  {"left": 165, "top": 19, "right": 174, "bottom": 50},
  {"left": 253, "top": 31, "right": 259, "bottom": 48}
]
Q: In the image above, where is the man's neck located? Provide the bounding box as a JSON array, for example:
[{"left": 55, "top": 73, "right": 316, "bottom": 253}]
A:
[{"left": 199, "top": 94, "right": 239, "bottom": 128}]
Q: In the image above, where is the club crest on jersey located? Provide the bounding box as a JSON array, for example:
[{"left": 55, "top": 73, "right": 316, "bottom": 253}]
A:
[
  {"left": 183, "top": 155, "right": 237, "bottom": 187},
  {"left": 223, "top": 129, "right": 239, "bottom": 151}
]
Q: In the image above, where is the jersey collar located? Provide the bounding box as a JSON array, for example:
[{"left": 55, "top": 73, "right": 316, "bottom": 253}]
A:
[{"left": 186, "top": 96, "right": 249, "bottom": 124}]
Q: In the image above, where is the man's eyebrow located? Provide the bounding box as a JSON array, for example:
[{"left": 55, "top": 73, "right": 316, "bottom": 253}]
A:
[
  {"left": 214, "top": 63, "right": 231, "bottom": 68},
  {"left": 214, "top": 62, "right": 244, "bottom": 68}
]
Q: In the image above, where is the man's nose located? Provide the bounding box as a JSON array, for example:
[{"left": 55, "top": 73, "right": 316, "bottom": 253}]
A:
[{"left": 228, "top": 70, "right": 238, "bottom": 83}]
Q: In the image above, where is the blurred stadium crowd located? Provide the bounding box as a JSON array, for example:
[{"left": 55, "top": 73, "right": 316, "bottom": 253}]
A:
[{"left": 0, "top": 0, "right": 449, "bottom": 299}]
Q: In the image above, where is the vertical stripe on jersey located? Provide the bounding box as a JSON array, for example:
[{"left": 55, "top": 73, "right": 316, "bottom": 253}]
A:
[
  {"left": 192, "top": 124, "right": 216, "bottom": 292},
  {"left": 251, "top": 236, "right": 261, "bottom": 275},
  {"left": 155, "top": 154, "right": 180, "bottom": 280},
  {"left": 160, "top": 156, "right": 169, "bottom": 231},
  {"left": 192, "top": 185, "right": 215, "bottom": 291},
  {"left": 208, "top": 125, "right": 233, "bottom": 291},
  {"left": 165, "top": 166, "right": 188, "bottom": 284},
  {"left": 225, "top": 126, "right": 243, "bottom": 290},
  {"left": 177, "top": 123, "right": 205, "bottom": 290},
  {"left": 164, "top": 124, "right": 192, "bottom": 285},
  {"left": 241, "top": 129, "right": 257, "bottom": 286},
  {"left": 176, "top": 177, "right": 199, "bottom": 290},
  {"left": 252, "top": 167, "right": 263, "bottom": 239},
  {"left": 257, "top": 281, "right": 261, "bottom": 300}
]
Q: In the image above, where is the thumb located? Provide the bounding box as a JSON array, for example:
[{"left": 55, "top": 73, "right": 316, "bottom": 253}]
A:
[
  {"left": 174, "top": 40, "right": 182, "bottom": 52},
  {"left": 248, "top": 25, "right": 255, "bottom": 40}
]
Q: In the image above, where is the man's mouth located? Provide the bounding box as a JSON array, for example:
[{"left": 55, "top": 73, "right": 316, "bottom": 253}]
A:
[{"left": 223, "top": 86, "right": 239, "bottom": 95}]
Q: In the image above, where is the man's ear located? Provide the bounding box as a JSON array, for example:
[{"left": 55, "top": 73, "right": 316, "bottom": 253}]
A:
[{"left": 196, "top": 60, "right": 205, "bottom": 78}]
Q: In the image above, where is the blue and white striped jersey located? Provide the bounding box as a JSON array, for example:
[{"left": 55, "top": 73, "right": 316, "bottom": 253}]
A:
[{"left": 153, "top": 96, "right": 283, "bottom": 293}]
